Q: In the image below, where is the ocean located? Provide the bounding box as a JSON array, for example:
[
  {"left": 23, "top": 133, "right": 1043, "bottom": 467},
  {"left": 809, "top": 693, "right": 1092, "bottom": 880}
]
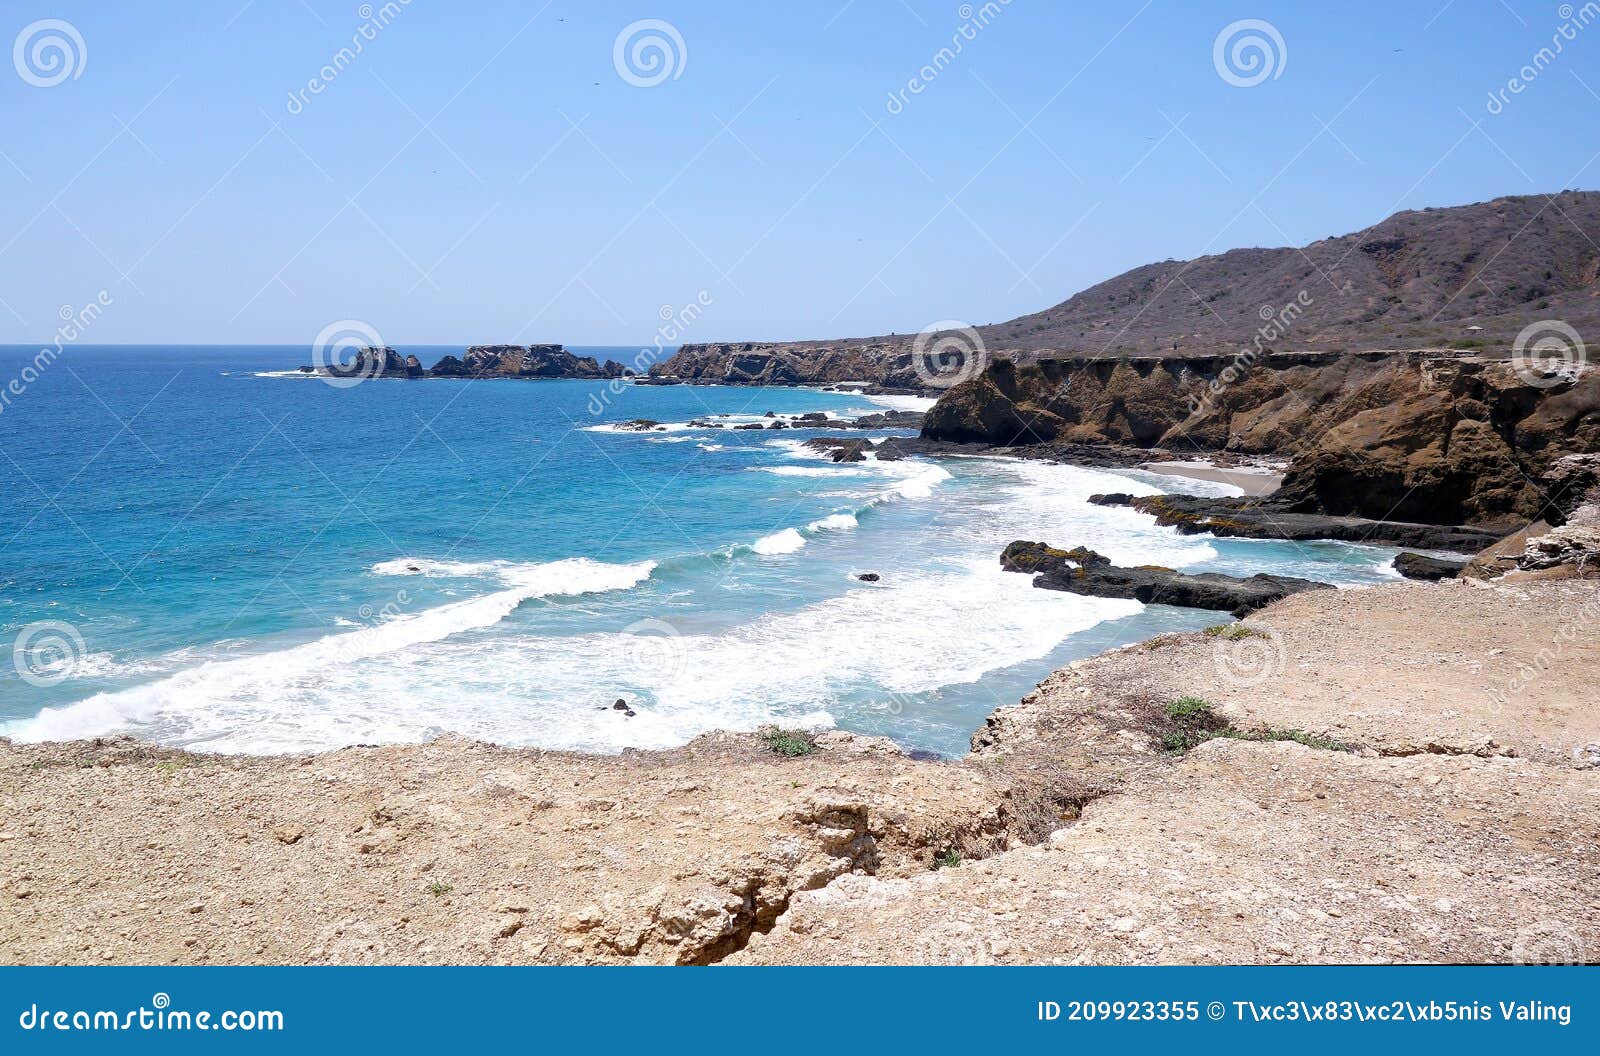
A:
[{"left": 0, "top": 345, "right": 1404, "bottom": 758}]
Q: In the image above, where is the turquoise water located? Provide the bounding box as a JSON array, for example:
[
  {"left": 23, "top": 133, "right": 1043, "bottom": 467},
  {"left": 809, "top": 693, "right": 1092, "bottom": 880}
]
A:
[{"left": 0, "top": 345, "right": 1403, "bottom": 757}]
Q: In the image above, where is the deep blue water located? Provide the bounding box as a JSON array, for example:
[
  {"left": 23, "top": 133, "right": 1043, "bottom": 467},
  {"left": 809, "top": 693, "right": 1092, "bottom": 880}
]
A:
[{"left": 0, "top": 345, "right": 1405, "bottom": 756}]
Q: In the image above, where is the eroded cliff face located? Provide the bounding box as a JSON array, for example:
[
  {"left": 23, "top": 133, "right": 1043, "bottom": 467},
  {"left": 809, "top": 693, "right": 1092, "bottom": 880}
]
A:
[{"left": 921, "top": 352, "right": 1600, "bottom": 529}]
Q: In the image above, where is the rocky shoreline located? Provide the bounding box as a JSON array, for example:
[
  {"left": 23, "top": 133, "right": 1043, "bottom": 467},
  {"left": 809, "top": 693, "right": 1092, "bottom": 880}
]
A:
[{"left": 4, "top": 573, "right": 1595, "bottom": 965}]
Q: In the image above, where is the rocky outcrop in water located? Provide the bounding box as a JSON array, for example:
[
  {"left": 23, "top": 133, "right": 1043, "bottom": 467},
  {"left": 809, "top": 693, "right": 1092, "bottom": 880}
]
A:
[
  {"left": 458, "top": 345, "right": 630, "bottom": 379},
  {"left": 302, "top": 345, "right": 633, "bottom": 381},
  {"left": 1000, "top": 541, "right": 1331, "bottom": 617}
]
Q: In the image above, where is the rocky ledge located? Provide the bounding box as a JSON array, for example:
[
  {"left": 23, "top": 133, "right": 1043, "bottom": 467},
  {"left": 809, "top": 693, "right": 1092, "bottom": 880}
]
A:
[
  {"left": 300, "top": 345, "right": 633, "bottom": 381},
  {"left": 1000, "top": 541, "right": 1330, "bottom": 617},
  {"left": 1088, "top": 493, "right": 1504, "bottom": 553}
]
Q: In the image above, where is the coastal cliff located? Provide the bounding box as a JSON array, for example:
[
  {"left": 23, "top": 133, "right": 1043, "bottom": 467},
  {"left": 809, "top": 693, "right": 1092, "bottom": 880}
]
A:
[{"left": 921, "top": 353, "right": 1599, "bottom": 531}]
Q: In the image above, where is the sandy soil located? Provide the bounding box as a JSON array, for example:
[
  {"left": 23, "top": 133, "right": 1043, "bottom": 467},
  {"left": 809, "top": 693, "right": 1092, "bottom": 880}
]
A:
[
  {"left": 1141, "top": 460, "right": 1284, "bottom": 496},
  {"left": 2, "top": 579, "right": 1595, "bottom": 965}
]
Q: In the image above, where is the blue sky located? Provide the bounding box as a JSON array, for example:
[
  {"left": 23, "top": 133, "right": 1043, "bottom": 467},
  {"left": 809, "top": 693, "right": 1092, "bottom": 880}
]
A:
[{"left": 1, "top": 0, "right": 1596, "bottom": 345}]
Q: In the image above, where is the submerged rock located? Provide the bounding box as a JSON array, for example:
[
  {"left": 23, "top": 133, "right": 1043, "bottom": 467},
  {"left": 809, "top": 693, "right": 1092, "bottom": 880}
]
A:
[{"left": 1000, "top": 541, "right": 1331, "bottom": 618}]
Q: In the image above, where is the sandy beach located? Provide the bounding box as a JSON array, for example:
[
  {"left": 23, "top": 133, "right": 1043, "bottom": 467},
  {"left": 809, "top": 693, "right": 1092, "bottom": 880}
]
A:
[{"left": 1141, "top": 460, "right": 1285, "bottom": 497}]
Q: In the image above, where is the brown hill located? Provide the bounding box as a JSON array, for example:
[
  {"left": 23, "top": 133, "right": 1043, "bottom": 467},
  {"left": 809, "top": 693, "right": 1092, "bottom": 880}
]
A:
[
  {"left": 652, "top": 191, "right": 1600, "bottom": 384},
  {"left": 980, "top": 189, "right": 1600, "bottom": 357}
]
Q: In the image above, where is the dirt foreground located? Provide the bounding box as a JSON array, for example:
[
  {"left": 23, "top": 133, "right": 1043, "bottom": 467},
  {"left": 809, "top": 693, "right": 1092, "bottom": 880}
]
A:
[{"left": 2, "top": 578, "right": 1597, "bottom": 965}]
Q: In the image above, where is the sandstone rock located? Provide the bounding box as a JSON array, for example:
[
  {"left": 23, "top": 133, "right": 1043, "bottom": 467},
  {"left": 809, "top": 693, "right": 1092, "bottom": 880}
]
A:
[{"left": 924, "top": 354, "right": 1599, "bottom": 531}]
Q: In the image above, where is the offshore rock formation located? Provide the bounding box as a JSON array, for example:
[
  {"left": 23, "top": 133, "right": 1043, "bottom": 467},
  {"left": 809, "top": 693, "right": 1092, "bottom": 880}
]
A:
[
  {"left": 924, "top": 353, "right": 1600, "bottom": 531},
  {"left": 1000, "top": 541, "right": 1330, "bottom": 617},
  {"left": 303, "top": 345, "right": 632, "bottom": 381}
]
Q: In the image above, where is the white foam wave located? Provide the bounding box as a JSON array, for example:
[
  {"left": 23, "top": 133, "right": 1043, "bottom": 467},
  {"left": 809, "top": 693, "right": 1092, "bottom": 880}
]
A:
[
  {"left": 750, "top": 528, "right": 807, "bottom": 555},
  {"left": 857, "top": 393, "right": 937, "bottom": 412},
  {"left": 806, "top": 512, "right": 859, "bottom": 532},
  {"left": 752, "top": 465, "right": 864, "bottom": 478},
  {"left": 11, "top": 558, "right": 656, "bottom": 745}
]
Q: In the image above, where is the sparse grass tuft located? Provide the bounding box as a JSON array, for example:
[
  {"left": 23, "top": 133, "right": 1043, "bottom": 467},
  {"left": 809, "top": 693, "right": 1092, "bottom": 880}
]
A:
[
  {"left": 933, "top": 849, "right": 962, "bottom": 869},
  {"left": 427, "top": 882, "right": 453, "bottom": 898},
  {"left": 1202, "top": 623, "right": 1265, "bottom": 640},
  {"left": 1166, "top": 696, "right": 1214, "bottom": 721},
  {"left": 1217, "top": 726, "right": 1352, "bottom": 752},
  {"left": 761, "top": 728, "right": 815, "bottom": 758}
]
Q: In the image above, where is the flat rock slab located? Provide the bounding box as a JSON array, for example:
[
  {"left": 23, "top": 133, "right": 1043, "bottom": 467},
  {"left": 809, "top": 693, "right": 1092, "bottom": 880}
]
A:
[
  {"left": 1091, "top": 493, "right": 1504, "bottom": 553},
  {"left": 736, "top": 740, "right": 1600, "bottom": 965},
  {"left": 0, "top": 733, "right": 1003, "bottom": 966},
  {"left": 1001, "top": 540, "right": 1330, "bottom": 617}
]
